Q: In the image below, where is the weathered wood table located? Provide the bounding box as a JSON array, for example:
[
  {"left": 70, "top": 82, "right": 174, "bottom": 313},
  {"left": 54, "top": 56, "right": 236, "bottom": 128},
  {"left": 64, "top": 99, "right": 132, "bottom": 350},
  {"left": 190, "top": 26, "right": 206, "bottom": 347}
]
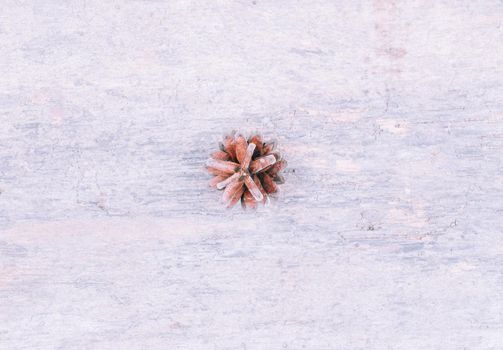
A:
[{"left": 1, "top": 1, "right": 502, "bottom": 349}]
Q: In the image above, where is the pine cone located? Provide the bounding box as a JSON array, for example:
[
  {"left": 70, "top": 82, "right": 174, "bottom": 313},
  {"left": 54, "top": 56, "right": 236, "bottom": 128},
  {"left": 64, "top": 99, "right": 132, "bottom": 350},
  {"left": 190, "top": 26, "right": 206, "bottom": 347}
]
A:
[{"left": 206, "top": 132, "right": 287, "bottom": 209}]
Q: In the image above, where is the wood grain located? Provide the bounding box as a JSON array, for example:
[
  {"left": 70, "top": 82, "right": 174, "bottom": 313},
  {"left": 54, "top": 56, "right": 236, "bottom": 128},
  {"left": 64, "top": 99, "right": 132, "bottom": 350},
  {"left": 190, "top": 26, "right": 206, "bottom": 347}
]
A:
[{"left": 1, "top": 0, "right": 503, "bottom": 348}]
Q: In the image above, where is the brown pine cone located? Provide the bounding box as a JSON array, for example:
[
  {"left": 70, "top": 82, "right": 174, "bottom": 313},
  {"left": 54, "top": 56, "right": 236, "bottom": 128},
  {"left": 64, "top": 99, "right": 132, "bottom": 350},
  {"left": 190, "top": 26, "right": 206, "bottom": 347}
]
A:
[{"left": 206, "top": 132, "right": 287, "bottom": 209}]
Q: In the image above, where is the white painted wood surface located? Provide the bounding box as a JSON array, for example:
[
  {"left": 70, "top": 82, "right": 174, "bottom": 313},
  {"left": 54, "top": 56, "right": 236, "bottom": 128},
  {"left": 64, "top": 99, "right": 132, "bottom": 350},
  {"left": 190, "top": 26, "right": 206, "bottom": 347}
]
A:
[{"left": 1, "top": 1, "right": 503, "bottom": 348}]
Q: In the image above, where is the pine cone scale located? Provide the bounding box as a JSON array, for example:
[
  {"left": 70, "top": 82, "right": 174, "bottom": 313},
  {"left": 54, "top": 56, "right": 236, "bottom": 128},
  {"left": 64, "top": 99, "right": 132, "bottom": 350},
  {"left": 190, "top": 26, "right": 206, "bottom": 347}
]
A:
[
  {"left": 234, "top": 135, "right": 248, "bottom": 163},
  {"left": 249, "top": 155, "right": 276, "bottom": 174},
  {"left": 211, "top": 150, "right": 230, "bottom": 161},
  {"left": 244, "top": 174, "right": 263, "bottom": 202},
  {"left": 261, "top": 173, "right": 278, "bottom": 194},
  {"left": 206, "top": 158, "right": 240, "bottom": 174}
]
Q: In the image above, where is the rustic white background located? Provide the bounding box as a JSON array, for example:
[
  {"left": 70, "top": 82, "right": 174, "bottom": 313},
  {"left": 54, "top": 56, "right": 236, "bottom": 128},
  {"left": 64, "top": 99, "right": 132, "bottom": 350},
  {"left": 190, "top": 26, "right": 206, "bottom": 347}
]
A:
[{"left": 1, "top": 0, "right": 503, "bottom": 349}]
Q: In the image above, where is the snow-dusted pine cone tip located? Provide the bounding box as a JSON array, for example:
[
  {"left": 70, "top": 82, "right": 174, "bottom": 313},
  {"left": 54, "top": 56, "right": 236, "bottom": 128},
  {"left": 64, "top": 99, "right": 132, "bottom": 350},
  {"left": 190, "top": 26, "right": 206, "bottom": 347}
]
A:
[{"left": 206, "top": 132, "right": 287, "bottom": 209}]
